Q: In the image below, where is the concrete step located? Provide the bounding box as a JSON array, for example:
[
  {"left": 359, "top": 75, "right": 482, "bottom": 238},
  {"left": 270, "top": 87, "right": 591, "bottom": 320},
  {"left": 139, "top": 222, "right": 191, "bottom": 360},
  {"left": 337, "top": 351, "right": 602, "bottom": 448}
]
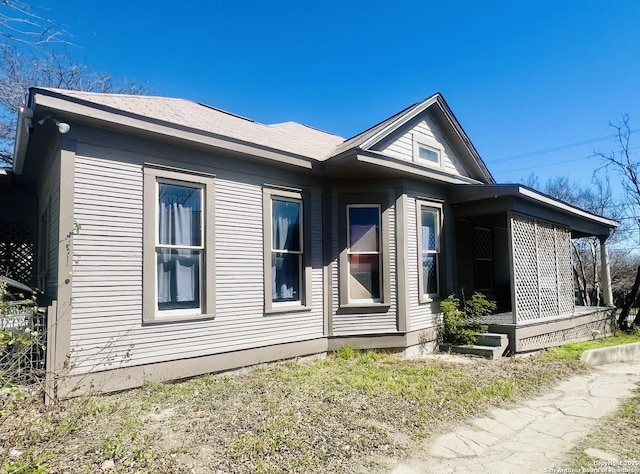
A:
[
  {"left": 476, "top": 333, "right": 508, "bottom": 348},
  {"left": 439, "top": 333, "right": 510, "bottom": 359},
  {"left": 439, "top": 344, "right": 501, "bottom": 359}
]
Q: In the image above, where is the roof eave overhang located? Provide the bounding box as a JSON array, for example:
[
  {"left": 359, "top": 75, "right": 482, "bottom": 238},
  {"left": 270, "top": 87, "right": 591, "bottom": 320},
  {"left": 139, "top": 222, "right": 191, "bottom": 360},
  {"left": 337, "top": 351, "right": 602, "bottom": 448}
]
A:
[
  {"left": 449, "top": 184, "right": 619, "bottom": 237},
  {"left": 323, "top": 148, "right": 483, "bottom": 184},
  {"left": 29, "top": 90, "right": 317, "bottom": 171}
]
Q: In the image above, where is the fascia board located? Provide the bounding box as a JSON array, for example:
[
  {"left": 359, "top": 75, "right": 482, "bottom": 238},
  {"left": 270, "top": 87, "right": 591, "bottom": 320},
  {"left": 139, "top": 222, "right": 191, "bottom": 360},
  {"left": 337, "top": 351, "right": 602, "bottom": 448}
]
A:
[
  {"left": 518, "top": 186, "right": 619, "bottom": 228},
  {"left": 32, "top": 93, "right": 315, "bottom": 170},
  {"left": 358, "top": 96, "right": 439, "bottom": 151},
  {"left": 12, "top": 107, "right": 33, "bottom": 175},
  {"left": 451, "top": 184, "right": 619, "bottom": 229},
  {"left": 356, "top": 151, "right": 484, "bottom": 184}
]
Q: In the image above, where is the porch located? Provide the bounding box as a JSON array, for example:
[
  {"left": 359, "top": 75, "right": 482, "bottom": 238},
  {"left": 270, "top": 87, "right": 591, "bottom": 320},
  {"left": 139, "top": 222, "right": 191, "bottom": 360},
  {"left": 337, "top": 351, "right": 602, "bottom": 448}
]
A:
[
  {"left": 449, "top": 184, "right": 618, "bottom": 353},
  {"left": 481, "top": 306, "right": 615, "bottom": 354}
]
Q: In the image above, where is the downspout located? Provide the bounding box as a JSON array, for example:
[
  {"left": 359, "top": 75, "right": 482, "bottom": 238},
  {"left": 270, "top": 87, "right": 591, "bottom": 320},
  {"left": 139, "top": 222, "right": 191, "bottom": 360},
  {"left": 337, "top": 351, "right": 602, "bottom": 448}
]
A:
[{"left": 12, "top": 107, "right": 33, "bottom": 175}]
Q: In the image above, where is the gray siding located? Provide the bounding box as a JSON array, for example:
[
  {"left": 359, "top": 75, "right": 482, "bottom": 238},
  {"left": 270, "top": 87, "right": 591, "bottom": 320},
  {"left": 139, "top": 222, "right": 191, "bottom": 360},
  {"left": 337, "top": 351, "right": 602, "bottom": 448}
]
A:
[
  {"left": 331, "top": 187, "right": 397, "bottom": 335},
  {"left": 374, "top": 112, "right": 472, "bottom": 178},
  {"left": 69, "top": 140, "right": 324, "bottom": 374},
  {"left": 37, "top": 149, "right": 61, "bottom": 297},
  {"left": 406, "top": 188, "right": 451, "bottom": 331}
]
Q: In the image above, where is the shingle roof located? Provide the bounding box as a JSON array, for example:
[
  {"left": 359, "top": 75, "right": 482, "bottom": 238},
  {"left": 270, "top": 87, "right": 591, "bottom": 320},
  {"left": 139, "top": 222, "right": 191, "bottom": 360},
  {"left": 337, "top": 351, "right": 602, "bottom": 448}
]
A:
[{"left": 32, "top": 88, "right": 346, "bottom": 161}]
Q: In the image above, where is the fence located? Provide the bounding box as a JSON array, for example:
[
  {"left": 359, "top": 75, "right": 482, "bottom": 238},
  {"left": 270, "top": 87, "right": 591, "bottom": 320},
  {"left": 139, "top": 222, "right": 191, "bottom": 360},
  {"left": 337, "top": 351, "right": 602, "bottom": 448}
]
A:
[{"left": 0, "top": 305, "right": 47, "bottom": 386}]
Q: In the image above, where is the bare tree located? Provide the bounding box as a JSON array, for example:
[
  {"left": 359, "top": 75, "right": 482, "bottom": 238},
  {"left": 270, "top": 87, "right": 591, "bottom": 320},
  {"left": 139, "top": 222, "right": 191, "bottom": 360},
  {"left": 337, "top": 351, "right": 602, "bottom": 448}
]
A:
[
  {"left": 522, "top": 175, "right": 622, "bottom": 308},
  {"left": 0, "top": 43, "right": 149, "bottom": 165},
  {"left": 597, "top": 115, "right": 640, "bottom": 329},
  {"left": 1, "top": 0, "right": 71, "bottom": 46}
]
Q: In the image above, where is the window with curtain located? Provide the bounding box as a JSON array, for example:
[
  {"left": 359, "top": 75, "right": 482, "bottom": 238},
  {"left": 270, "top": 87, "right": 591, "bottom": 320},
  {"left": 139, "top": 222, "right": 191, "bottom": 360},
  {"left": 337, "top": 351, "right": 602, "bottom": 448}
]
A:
[
  {"left": 347, "top": 205, "right": 381, "bottom": 301},
  {"left": 420, "top": 205, "right": 440, "bottom": 297},
  {"left": 271, "top": 198, "right": 302, "bottom": 303},
  {"left": 156, "top": 182, "right": 203, "bottom": 313}
]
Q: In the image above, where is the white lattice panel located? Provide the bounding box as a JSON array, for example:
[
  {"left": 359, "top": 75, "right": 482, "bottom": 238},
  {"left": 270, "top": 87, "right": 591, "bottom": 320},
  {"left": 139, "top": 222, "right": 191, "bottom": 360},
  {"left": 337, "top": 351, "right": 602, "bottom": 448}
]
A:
[
  {"left": 537, "top": 220, "right": 558, "bottom": 318},
  {"left": 511, "top": 213, "right": 574, "bottom": 324},
  {"left": 556, "top": 227, "right": 575, "bottom": 315},
  {"left": 512, "top": 214, "right": 539, "bottom": 321}
]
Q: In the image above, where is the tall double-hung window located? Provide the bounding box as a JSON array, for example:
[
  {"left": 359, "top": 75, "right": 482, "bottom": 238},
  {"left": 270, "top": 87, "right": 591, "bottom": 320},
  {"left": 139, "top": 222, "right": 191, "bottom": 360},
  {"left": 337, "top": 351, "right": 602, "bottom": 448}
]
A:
[
  {"left": 143, "top": 166, "right": 215, "bottom": 322},
  {"left": 156, "top": 182, "right": 203, "bottom": 313},
  {"left": 338, "top": 194, "right": 391, "bottom": 307},
  {"left": 263, "top": 187, "right": 311, "bottom": 312},
  {"left": 347, "top": 205, "right": 381, "bottom": 302},
  {"left": 418, "top": 201, "right": 442, "bottom": 301}
]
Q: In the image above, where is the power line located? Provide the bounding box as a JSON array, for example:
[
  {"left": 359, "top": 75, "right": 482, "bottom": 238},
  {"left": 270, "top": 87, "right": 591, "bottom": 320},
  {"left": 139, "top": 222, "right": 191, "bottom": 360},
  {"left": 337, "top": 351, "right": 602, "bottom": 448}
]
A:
[{"left": 486, "top": 128, "right": 640, "bottom": 164}]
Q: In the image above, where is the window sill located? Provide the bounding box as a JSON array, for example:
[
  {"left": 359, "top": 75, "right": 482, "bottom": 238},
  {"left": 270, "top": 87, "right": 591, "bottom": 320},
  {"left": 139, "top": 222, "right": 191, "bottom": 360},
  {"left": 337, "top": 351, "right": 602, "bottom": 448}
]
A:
[
  {"left": 265, "top": 305, "right": 312, "bottom": 315},
  {"left": 419, "top": 296, "right": 441, "bottom": 305},
  {"left": 337, "top": 303, "right": 391, "bottom": 314},
  {"left": 143, "top": 313, "right": 215, "bottom": 325}
]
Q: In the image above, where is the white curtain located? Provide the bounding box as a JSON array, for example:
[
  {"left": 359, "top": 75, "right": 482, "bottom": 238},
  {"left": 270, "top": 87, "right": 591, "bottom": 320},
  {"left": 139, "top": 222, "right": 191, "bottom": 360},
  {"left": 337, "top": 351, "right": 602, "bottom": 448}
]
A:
[{"left": 157, "top": 187, "right": 199, "bottom": 307}]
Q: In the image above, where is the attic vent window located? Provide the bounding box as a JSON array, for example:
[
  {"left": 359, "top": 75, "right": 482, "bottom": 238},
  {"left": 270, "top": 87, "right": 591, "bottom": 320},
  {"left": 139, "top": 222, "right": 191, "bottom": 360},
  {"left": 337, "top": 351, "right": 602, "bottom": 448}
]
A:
[
  {"left": 418, "top": 145, "right": 439, "bottom": 163},
  {"left": 413, "top": 133, "right": 443, "bottom": 167}
]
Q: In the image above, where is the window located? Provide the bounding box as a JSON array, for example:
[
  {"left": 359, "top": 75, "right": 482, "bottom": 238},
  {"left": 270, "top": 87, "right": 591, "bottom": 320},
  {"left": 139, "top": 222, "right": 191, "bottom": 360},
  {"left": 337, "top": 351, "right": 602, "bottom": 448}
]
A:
[
  {"left": 413, "top": 133, "right": 443, "bottom": 167},
  {"left": 271, "top": 199, "right": 302, "bottom": 303},
  {"left": 474, "top": 227, "right": 493, "bottom": 291},
  {"left": 263, "top": 187, "right": 311, "bottom": 312},
  {"left": 418, "top": 202, "right": 442, "bottom": 301},
  {"left": 156, "top": 182, "right": 203, "bottom": 313},
  {"left": 143, "top": 165, "right": 215, "bottom": 322},
  {"left": 338, "top": 194, "right": 391, "bottom": 307},
  {"left": 347, "top": 205, "right": 381, "bottom": 302}
]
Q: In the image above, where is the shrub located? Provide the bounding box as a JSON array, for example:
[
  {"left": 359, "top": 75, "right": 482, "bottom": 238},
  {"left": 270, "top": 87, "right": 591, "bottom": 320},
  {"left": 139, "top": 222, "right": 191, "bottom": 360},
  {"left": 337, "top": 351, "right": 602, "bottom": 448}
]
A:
[
  {"left": 440, "top": 292, "right": 495, "bottom": 345},
  {"left": 0, "top": 280, "right": 45, "bottom": 387}
]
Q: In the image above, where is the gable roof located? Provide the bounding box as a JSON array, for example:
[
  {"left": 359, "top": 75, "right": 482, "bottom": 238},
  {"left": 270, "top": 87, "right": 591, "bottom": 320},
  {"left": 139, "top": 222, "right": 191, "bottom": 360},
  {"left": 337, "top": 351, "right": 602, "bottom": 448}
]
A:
[
  {"left": 328, "top": 93, "right": 494, "bottom": 183},
  {"left": 15, "top": 88, "right": 493, "bottom": 184}
]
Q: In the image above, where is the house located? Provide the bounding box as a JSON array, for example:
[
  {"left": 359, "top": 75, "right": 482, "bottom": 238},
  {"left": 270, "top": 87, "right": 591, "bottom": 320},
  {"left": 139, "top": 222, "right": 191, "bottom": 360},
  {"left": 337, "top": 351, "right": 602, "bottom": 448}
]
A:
[{"left": 3, "top": 88, "right": 617, "bottom": 400}]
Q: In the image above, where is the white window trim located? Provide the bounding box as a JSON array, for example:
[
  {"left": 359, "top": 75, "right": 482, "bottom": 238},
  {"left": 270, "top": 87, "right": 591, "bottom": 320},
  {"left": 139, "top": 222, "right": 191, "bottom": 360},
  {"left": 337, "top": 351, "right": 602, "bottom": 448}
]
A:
[
  {"left": 417, "top": 200, "right": 443, "bottom": 303},
  {"left": 143, "top": 165, "right": 215, "bottom": 323},
  {"left": 346, "top": 204, "right": 382, "bottom": 304},
  {"left": 154, "top": 179, "right": 205, "bottom": 317},
  {"left": 412, "top": 133, "right": 444, "bottom": 168},
  {"left": 263, "top": 187, "right": 312, "bottom": 314}
]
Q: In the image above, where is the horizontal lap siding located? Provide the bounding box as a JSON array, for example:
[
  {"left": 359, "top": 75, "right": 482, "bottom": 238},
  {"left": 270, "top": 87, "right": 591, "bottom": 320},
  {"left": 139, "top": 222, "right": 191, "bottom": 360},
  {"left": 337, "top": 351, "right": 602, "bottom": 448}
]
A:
[
  {"left": 377, "top": 114, "right": 470, "bottom": 178},
  {"left": 331, "top": 192, "right": 397, "bottom": 335},
  {"left": 71, "top": 146, "right": 324, "bottom": 374},
  {"left": 407, "top": 196, "right": 430, "bottom": 329},
  {"left": 407, "top": 191, "right": 451, "bottom": 331},
  {"left": 39, "top": 152, "right": 60, "bottom": 297}
]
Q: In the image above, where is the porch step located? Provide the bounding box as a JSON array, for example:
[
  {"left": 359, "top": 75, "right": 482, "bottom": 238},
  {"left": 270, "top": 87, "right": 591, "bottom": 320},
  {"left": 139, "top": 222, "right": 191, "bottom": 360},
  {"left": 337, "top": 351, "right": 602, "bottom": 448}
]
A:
[
  {"left": 476, "top": 333, "right": 509, "bottom": 349},
  {"left": 440, "top": 332, "right": 510, "bottom": 360}
]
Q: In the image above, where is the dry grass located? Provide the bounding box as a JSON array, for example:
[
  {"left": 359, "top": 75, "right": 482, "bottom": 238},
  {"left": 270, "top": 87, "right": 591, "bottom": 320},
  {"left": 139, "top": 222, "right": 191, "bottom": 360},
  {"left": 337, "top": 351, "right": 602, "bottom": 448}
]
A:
[{"left": 1, "top": 349, "right": 586, "bottom": 473}]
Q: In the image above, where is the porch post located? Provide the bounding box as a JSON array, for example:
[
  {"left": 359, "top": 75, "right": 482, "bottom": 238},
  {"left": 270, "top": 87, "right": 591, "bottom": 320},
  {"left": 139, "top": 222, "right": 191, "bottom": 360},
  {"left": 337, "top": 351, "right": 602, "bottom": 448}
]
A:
[{"left": 599, "top": 237, "right": 614, "bottom": 307}]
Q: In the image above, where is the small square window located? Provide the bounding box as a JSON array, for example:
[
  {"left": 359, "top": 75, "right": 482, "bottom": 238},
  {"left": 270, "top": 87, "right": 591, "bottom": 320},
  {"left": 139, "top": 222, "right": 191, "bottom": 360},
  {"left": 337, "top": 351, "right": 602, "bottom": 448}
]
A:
[
  {"left": 413, "top": 133, "right": 444, "bottom": 167},
  {"left": 418, "top": 145, "right": 440, "bottom": 164}
]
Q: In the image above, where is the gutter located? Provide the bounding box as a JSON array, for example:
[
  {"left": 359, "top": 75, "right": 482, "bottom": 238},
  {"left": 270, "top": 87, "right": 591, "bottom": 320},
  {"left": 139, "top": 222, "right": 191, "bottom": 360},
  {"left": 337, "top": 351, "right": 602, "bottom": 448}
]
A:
[{"left": 12, "top": 107, "right": 33, "bottom": 175}]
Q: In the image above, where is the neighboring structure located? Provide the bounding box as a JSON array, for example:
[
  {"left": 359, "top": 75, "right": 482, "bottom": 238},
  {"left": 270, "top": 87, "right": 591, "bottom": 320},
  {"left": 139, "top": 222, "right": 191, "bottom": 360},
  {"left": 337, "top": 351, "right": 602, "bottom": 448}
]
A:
[{"left": 4, "top": 88, "right": 617, "bottom": 399}]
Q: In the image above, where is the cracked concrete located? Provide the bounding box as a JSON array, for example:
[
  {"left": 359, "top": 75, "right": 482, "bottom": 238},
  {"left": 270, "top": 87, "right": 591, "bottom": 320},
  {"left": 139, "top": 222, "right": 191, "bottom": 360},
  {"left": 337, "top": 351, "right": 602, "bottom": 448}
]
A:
[{"left": 388, "top": 360, "right": 640, "bottom": 474}]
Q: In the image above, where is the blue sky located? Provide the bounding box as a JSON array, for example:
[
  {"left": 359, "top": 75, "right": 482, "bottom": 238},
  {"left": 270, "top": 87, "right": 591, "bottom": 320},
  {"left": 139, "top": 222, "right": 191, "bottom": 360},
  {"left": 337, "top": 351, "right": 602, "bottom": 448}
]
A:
[{"left": 27, "top": 0, "right": 640, "bottom": 191}]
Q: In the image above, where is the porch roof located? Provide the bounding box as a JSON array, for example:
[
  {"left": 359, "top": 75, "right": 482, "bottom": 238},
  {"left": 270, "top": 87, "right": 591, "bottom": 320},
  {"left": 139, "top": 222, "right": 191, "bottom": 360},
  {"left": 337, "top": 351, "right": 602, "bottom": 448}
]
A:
[{"left": 449, "top": 184, "right": 618, "bottom": 238}]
